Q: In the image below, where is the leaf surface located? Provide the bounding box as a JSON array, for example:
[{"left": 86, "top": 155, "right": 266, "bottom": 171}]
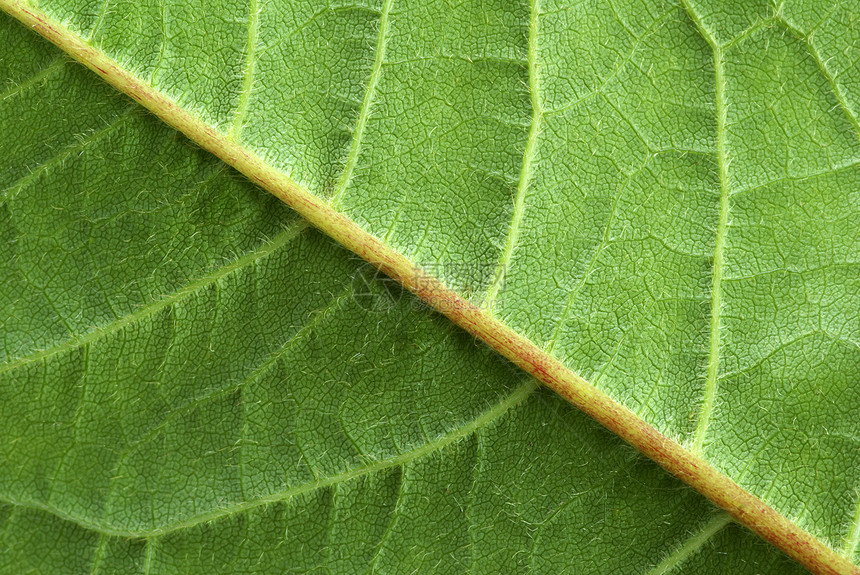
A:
[
  {"left": 1, "top": 0, "right": 859, "bottom": 572},
  {"left": 0, "top": 17, "right": 815, "bottom": 573}
]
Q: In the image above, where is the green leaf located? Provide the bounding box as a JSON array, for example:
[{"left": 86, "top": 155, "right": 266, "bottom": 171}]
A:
[
  {"left": 0, "top": 16, "right": 812, "bottom": 574},
  {"left": 1, "top": 0, "right": 858, "bottom": 573}
]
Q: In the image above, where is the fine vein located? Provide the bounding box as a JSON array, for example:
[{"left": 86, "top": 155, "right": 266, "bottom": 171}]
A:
[
  {"left": 647, "top": 513, "right": 733, "bottom": 575},
  {"left": 484, "top": 0, "right": 542, "bottom": 311},
  {"left": 89, "top": 532, "right": 109, "bottom": 575},
  {"left": 682, "top": 2, "right": 729, "bottom": 456},
  {"left": 367, "top": 464, "right": 405, "bottom": 571},
  {"left": 328, "top": 0, "right": 393, "bottom": 208},
  {"left": 88, "top": 0, "right": 110, "bottom": 42},
  {"left": 546, "top": 172, "right": 629, "bottom": 353},
  {"left": 229, "top": 0, "right": 260, "bottom": 139}
]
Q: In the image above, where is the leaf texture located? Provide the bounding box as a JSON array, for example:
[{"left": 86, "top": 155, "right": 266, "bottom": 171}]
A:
[
  {"left": 1, "top": 0, "right": 859, "bottom": 572},
  {"left": 0, "top": 17, "right": 817, "bottom": 573}
]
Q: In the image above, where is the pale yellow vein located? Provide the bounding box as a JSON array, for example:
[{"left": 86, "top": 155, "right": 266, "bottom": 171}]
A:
[{"left": 483, "top": 0, "right": 542, "bottom": 312}]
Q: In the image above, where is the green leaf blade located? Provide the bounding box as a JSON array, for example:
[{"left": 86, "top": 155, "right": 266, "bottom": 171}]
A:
[{"left": 2, "top": 0, "right": 859, "bottom": 572}]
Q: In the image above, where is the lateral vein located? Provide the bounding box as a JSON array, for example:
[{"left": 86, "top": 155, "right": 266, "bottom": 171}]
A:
[
  {"left": 680, "top": 0, "right": 729, "bottom": 456},
  {"left": 98, "top": 283, "right": 354, "bottom": 524},
  {"left": 776, "top": 16, "right": 860, "bottom": 140},
  {"left": 329, "top": 0, "right": 393, "bottom": 208},
  {"left": 229, "top": 0, "right": 260, "bottom": 139},
  {"left": 0, "top": 55, "right": 65, "bottom": 101},
  {"left": 843, "top": 490, "right": 860, "bottom": 560},
  {"left": 647, "top": 513, "right": 732, "bottom": 575},
  {"left": 1, "top": 106, "right": 136, "bottom": 204},
  {"left": 483, "top": 0, "right": 542, "bottom": 311},
  {"left": 0, "top": 380, "right": 536, "bottom": 538},
  {"left": 0, "top": 219, "right": 308, "bottom": 375}
]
